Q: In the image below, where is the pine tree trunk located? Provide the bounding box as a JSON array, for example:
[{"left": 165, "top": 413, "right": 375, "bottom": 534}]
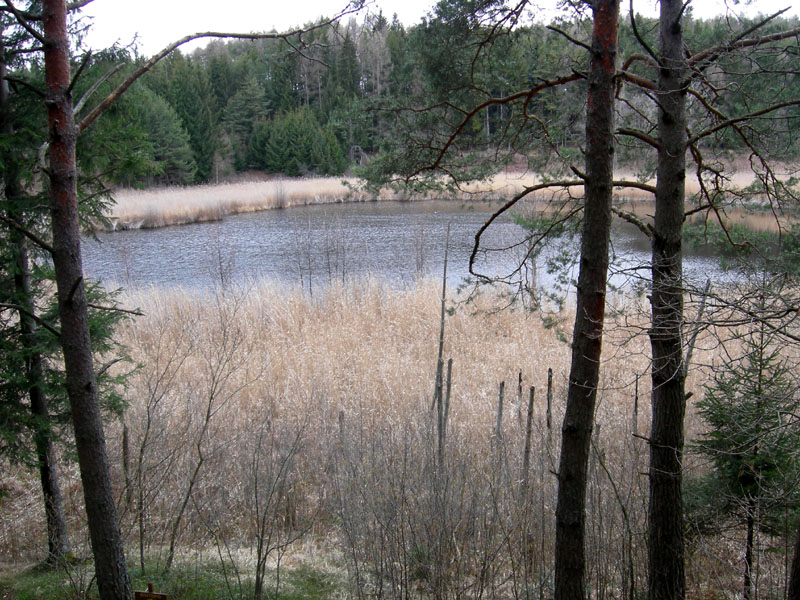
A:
[
  {"left": 787, "top": 520, "right": 800, "bottom": 600},
  {"left": 2, "top": 37, "right": 71, "bottom": 567},
  {"left": 552, "top": 1, "right": 618, "bottom": 598},
  {"left": 41, "top": 1, "right": 130, "bottom": 597},
  {"left": 13, "top": 230, "right": 72, "bottom": 564},
  {"left": 648, "top": 2, "right": 688, "bottom": 599},
  {"left": 744, "top": 499, "right": 756, "bottom": 600}
]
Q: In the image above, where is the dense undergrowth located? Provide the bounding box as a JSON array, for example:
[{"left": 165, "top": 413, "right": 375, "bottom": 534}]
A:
[{"left": 1, "top": 279, "right": 797, "bottom": 599}]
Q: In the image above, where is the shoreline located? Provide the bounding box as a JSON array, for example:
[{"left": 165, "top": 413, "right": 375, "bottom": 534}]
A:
[{"left": 100, "top": 169, "right": 787, "bottom": 233}]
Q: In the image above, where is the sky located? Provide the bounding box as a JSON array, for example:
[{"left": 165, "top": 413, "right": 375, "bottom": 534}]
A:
[{"left": 80, "top": 0, "right": 800, "bottom": 57}]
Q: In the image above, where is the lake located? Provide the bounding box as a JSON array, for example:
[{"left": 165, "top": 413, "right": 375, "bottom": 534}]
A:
[{"left": 81, "top": 200, "right": 728, "bottom": 292}]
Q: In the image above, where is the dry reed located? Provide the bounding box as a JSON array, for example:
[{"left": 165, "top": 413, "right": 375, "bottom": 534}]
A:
[
  {"left": 0, "top": 279, "right": 784, "bottom": 597},
  {"left": 102, "top": 169, "right": 771, "bottom": 232}
]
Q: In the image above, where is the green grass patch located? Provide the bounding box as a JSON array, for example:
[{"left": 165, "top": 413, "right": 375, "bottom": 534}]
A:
[
  {"left": 279, "top": 564, "right": 339, "bottom": 600},
  {"left": 0, "top": 559, "right": 344, "bottom": 600}
]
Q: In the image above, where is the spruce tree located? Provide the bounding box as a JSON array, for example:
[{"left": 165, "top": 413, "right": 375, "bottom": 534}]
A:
[{"left": 695, "top": 311, "right": 800, "bottom": 600}]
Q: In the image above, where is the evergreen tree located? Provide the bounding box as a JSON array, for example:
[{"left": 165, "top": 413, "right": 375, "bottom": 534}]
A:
[
  {"left": 248, "top": 107, "right": 346, "bottom": 175},
  {"left": 134, "top": 86, "right": 197, "bottom": 185},
  {"left": 1, "top": 14, "right": 133, "bottom": 569},
  {"left": 146, "top": 52, "right": 217, "bottom": 181},
  {"left": 206, "top": 46, "right": 239, "bottom": 110},
  {"left": 223, "top": 75, "right": 269, "bottom": 170},
  {"left": 264, "top": 45, "right": 300, "bottom": 114},
  {"left": 336, "top": 30, "right": 361, "bottom": 99},
  {"left": 694, "top": 312, "right": 800, "bottom": 600}
]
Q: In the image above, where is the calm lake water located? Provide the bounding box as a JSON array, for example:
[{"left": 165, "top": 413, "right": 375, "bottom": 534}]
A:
[{"left": 81, "top": 200, "right": 727, "bottom": 292}]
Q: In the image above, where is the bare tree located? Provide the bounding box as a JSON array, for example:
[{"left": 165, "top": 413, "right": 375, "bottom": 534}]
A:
[
  {"left": 163, "top": 287, "right": 258, "bottom": 572},
  {"left": 617, "top": 7, "right": 800, "bottom": 598}
]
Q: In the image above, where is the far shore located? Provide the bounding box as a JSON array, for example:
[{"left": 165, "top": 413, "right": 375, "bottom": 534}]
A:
[{"left": 100, "top": 168, "right": 778, "bottom": 232}]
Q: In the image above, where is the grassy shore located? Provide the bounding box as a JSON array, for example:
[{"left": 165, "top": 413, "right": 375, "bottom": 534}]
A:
[
  {"left": 101, "top": 167, "right": 784, "bottom": 232},
  {"left": 103, "top": 173, "right": 578, "bottom": 230}
]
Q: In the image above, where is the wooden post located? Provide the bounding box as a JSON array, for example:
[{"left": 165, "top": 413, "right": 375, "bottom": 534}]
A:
[
  {"left": 633, "top": 374, "right": 639, "bottom": 436},
  {"left": 134, "top": 583, "right": 167, "bottom": 600},
  {"left": 521, "top": 386, "right": 535, "bottom": 498},
  {"left": 546, "top": 368, "right": 553, "bottom": 433},
  {"left": 495, "top": 381, "right": 505, "bottom": 447}
]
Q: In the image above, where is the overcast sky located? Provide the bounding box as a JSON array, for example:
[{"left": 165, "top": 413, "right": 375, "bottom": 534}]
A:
[{"left": 80, "top": 0, "right": 800, "bottom": 57}]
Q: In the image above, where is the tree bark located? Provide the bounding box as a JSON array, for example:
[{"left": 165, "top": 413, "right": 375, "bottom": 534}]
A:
[
  {"left": 1, "top": 37, "right": 71, "bottom": 567},
  {"left": 552, "top": 1, "right": 618, "bottom": 599},
  {"left": 787, "top": 518, "right": 800, "bottom": 600},
  {"left": 743, "top": 498, "right": 756, "bottom": 600},
  {"left": 41, "top": 1, "right": 131, "bottom": 597},
  {"left": 648, "top": 1, "right": 688, "bottom": 599},
  {"left": 12, "top": 229, "right": 72, "bottom": 564}
]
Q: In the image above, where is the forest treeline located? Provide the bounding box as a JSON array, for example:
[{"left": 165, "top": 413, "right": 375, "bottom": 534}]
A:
[{"left": 53, "top": 9, "right": 800, "bottom": 188}]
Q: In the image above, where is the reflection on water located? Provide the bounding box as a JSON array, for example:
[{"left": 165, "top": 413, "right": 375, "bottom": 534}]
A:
[{"left": 82, "top": 200, "right": 728, "bottom": 292}]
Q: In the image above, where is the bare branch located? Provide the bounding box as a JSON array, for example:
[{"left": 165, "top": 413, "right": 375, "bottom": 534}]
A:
[
  {"left": 0, "top": 214, "right": 54, "bottom": 254},
  {"left": 96, "top": 357, "right": 123, "bottom": 378},
  {"left": 617, "top": 69, "right": 656, "bottom": 91},
  {"left": 4, "top": 76, "right": 45, "bottom": 97},
  {"left": 73, "top": 61, "right": 124, "bottom": 115},
  {"left": 688, "top": 99, "right": 800, "bottom": 145},
  {"left": 66, "top": 0, "right": 94, "bottom": 10},
  {"left": 629, "top": 0, "right": 658, "bottom": 64},
  {"left": 465, "top": 174, "right": 654, "bottom": 283},
  {"left": 87, "top": 302, "right": 144, "bottom": 317},
  {"left": 0, "top": 302, "right": 60, "bottom": 337},
  {"left": 620, "top": 53, "right": 657, "bottom": 73},
  {"left": 78, "top": 2, "right": 367, "bottom": 132},
  {"left": 2, "top": 0, "right": 46, "bottom": 44},
  {"left": 469, "top": 0, "right": 530, "bottom": 84},
  {"left": 612, "top": 206, "right": 653, "bottom": 238},
  {"left": 689, "top": 9, "right": 798, "bottom": 69},
  {"left": 702, "top": 283, "right": 800, "bottom": 344},
  {"left": 617, "top": 126, "right": 661, "bottom": 150},
  {"left": 67, "top": 50, "right": 92, "bottom": 98},
  {"left": 547, "top": 25, "right": 592, "bottom": 53},
  {"left": 407, "top": 73, "right": 585, "bottom": 178},
  {"left": 469, "top": 180, "right": 583, "bottom": 279},
  {"left": 684, "top": 279, "right": 711, "bottom": 378},
  {"left": 612, "top": 179, "right": 657, "bottom": 195}
]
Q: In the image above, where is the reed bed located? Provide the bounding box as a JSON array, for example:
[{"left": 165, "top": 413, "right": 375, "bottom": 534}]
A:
[
  {"left": 102, "top": 169, "right": 762, "bottom": 232},
  {"left": 104, "top": 175, "right": 562, "bottom": 231},
  {"left": 106, "top": 177, "right": 367, "bottom": 230},
  {"left": 0, "top": 279, "right": 787, "bottom": 598}
]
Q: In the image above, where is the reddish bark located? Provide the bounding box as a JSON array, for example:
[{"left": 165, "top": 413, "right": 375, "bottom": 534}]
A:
[
  {"left": 42, "top": 1, "right": 130, "bottom": 597},
  {"left": 552, "top": 1, "right": 619, "bottom": 599}
]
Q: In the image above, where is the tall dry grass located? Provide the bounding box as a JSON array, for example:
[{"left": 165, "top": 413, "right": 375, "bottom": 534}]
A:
[
  {"left": 0, "top": 279, "right": 786, "bottom": 597},
  {"left": 102, "top": 168, "right": 779, "bottom": 232},
  {"left": 104, "top": 174, "right": 570, "bottom": 230},
  {"left": 106, "top": 177, "right": 365, "bottom": 230}
]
